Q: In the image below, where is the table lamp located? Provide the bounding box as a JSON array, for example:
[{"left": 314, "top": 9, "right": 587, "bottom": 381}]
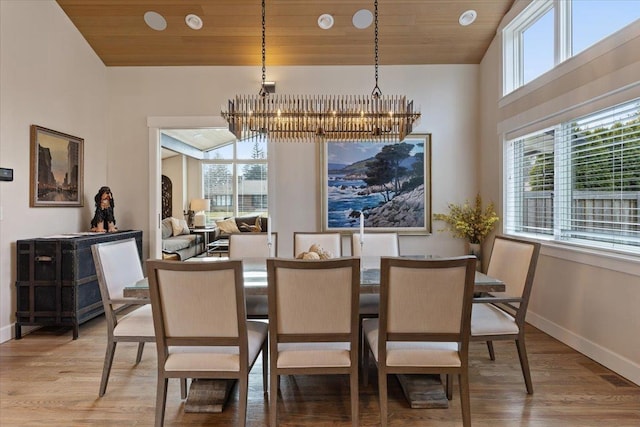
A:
[{"left": 190, "top": 198, "right": 210, "bottom": 228}]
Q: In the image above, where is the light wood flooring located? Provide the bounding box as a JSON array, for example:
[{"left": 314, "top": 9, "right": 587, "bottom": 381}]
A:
[{"left": 1, "top": 316, "right": 639, "bottom": 426}]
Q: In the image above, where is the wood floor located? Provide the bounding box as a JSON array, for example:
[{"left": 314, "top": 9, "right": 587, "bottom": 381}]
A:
[{"left": 1, "top": 316, "right": 639, "bottom": 426}]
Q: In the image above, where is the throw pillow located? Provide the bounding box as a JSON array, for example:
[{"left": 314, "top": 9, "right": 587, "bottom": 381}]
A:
[
  {"left": 161, "top": 218, "right": 173, "bottom": 239},
  {"left": 216, "top": 218, "right": 240, "bottom": 234},
  {"left": 239, "top": 217, "right": 263, "bottom": 232},
  {"left": 170, "top": 217, "right": 190, "bottom": 236}
]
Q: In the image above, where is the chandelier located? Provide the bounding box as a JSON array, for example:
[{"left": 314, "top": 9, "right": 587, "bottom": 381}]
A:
[{"left": 221, "top": 0, "right": 421, "bottom": 142}]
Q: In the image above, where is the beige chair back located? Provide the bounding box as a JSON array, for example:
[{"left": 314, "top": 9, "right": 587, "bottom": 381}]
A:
[
  {"left": 380, "top": 256, "right": 476, "bottom": 338},
  {"left": 293, "top": 232, "right": 342, "bottom": 258},
  {"left": 269, "top": 259, "right": 358, "bottom": 335},
  {"left": 229, "top": 232, "right": 277, "bottom": 258},
  {"left": 486, "top": 236, "right": 538, "bottom": 300},
  {"left": 148, "top": 260, "right": 245, "bottom": 343},
  {"left": 92, "top": 238, "right": 143, "bottom": 310},
  {"left": 351, "top": 232, "right": 399, "bottom": 269},
  {"left": 351, "top": 232, "right": 399, "bottom": 257}
]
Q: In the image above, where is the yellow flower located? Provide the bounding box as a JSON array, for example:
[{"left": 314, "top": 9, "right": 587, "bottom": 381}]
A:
[{"left": 433, "top": 194, "right": 499, "bottom": 244}]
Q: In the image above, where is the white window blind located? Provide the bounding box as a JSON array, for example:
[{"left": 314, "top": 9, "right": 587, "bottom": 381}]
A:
[
  {"left": 505, "top": 128, "right": 556, "bottom": 236},
  {"left": 505, "top": 98, "right": 640, "bottom": 253}
]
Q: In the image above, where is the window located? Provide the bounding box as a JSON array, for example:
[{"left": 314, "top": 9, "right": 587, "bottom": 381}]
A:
[
  {"left": 202, "top": 137, "right": 268, "bottom": 221},
  {"left": 503, "top": 0, "right": 640, "bottom": 94},
  {"left": 522, "top": 6, "right": 554, "bottom": 85},
  {"left": 572, "top": 1, "right": 640, "bottom": 56},
  {"left": 504, "top": 98, "right": 640, "bottom": 253}
]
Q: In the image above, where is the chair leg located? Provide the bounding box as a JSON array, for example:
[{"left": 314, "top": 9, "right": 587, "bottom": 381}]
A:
[
  {"left": 155, "top": 377, "right": 168, "bottom": 427},
  {"left": 458, "top": 371, "right": 471, "bottom": 427},
  {"left": 362, "top": 328, "right": 369, "bottom": 387},
  {"left": 446, "top": 374, "right": 453, "bottom": 400},
  {"left": 486, "top": 341, "right": 495, "bottom": 360},
  {"left": 515, "top": 337, "right": 534, "bottom": 394},
  {"left": 378, "top": 372, "right": 388, "bottom": 427},
  {"left": 180, "top": 378, "right": 187, "bottom": 400},
  {"left": 269, "top": 368, "right": 278, "bottom": 427},
  {"left": 358, "top": 316, "right": 365, "bottom": 369},
  {"left": 350, "top": 368, "right": 359, "bottom": 426},
  {"left": 135, "top": 342, "right": 145, "bottom": 364},
  {"left": 262, "top": 340, "right": 269, "bottom": 394},
  {"left": 238, "top": 375, "right": 249, "bottom": 427},
  {"left": 99, "top": 340, "right": 117, "bottom": 397}
]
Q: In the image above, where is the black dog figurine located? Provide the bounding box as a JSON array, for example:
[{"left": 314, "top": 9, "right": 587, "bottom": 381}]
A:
[{"left": 90, "top": 186, "right": 117, "bottom": 232}]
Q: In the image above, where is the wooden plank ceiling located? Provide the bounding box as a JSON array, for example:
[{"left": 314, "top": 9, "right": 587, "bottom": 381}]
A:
[{"left": 56, "top": 0, "right": 514, "bottom": 66}]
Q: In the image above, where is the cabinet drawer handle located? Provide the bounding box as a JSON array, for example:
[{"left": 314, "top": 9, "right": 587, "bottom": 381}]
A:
[{"left": 35, "top": 256, "right": 54, "bottom": 262}]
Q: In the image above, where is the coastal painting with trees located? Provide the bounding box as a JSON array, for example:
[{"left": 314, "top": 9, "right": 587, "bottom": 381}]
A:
[{"left": 323, "top": 135, "right": 431, "bottom": 232}]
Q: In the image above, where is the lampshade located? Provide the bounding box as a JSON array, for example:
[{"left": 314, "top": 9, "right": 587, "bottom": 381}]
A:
[{"left": 190, "top": 198, "right": 210, "bottom": 212}]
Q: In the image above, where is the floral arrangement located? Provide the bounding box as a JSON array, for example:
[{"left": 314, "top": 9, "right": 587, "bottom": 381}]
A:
[{"left": 433, "top": 194, "right": 499, "bottom": 244}]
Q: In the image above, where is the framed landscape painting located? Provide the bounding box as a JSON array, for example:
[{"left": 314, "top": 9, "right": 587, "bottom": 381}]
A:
[
  {"left": 321, "top": 134, "right": 431, "bottom": 233},
  {"left": 30, "top": 125, "right": 84, "bottom": 207}
]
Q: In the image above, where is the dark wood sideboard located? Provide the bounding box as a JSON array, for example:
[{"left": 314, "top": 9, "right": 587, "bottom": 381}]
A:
[{"left": 15, "top": 230, "right": 143, "bottom": 339}]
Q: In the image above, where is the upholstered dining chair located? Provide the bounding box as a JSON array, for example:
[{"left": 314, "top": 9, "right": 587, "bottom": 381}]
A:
[
  {"left": 351, "top": 232, "right": 399, "bottom": 258},
  {"left": 146, "top": 259, "right": 268, "bottom": 427},
  {"left": 92, "top": 238, "right": 155, "bottom": 397},
  {"left": 266, "top": 257, "right": 360, "bottom": 427},
  {"left": 363, "top": 256, "right": 476, "bottom": 427},
  {"left": 228, "top": 232, "right": 277, "bottom": 319},
  {"left": 228, "top": 232, "right": 277, "bottom": 258},
  {"left": 293, "top": 232, "right": 342, "bottom": 258},
  {"left": 351, "top": 232, "right": 400, "bottom": 364},
  {"left": 470, "top": 235, "right": 541, "bottom": 394}
]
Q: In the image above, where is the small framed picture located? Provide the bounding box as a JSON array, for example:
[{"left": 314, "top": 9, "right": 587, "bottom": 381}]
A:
[{"left": 30, "top": 125, "right": 84, "bottom": 207}]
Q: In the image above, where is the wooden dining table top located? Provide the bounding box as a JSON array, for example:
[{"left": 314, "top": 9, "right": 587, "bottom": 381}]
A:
[{"left": 123, "top": 256, "right": 505, "bottom": 299}]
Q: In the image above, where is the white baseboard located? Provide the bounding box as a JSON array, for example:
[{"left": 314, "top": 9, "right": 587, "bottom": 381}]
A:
[
  {"left": 0, "top": 323, "right": 39, "bottom": 343},
  {"left": 527, "top": 311, "right": 640, "bottom": 386},
  {"left": 0, "top": 324, "right": 14, "bottom": 343}
]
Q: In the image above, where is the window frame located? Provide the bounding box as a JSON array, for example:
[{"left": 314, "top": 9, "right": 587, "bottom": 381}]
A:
[
  {"left": 503, "top": 99, "right": 640, "bottom": 255},
  {"left": 503, "top": 0, "right": 555, "bottom": 95},
  {"left": 201, "top": 138, "right": 268, "bottom": 222},
  {"left": 502, "top": 0, "right": 638, "bottom": 95}
]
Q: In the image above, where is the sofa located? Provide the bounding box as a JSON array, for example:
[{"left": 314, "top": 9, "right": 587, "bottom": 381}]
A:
[{"left": 161, "top": 217, "right": 204, "bottom": 260}]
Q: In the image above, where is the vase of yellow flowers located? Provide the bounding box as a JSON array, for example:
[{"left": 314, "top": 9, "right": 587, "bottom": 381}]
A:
[{"left": 433, "top": 193, "right": 499, "bottom": 270}]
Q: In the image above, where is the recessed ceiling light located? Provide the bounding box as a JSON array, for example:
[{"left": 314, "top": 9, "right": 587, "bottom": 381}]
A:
[
  {"left": 459, "top": 10, "right": 477, "bottom": 26},
  {"left": 352, "top": 9, "right": 373, "bottom": 29},
  {"left": 318, "top": 14, "right": 334, "bottom": 30},
  {"left": 185, "top": 14, "right": 203, "bottom": 30},
  {"left": 144, "top": 11, "right": 167, "bottom": 31}
]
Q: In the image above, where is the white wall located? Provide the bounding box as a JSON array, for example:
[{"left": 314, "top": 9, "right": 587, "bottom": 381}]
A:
[
  {"left": 107, "top": 65, "right": 481, "bottom": 259},
  {"left": 479, "top": 16, "right": 640, "bottom": 384},
  {"left": 0, "top": 1, "right": 108, "bottom": 342}
]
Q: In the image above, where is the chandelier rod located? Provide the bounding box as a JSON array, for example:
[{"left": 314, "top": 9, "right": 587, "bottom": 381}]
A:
[
  {"left": 372, "top": 0, "right": 382, "bottom": 98},
  {"left": 259, "top": 0, "right": 268, "bottom": 97}
]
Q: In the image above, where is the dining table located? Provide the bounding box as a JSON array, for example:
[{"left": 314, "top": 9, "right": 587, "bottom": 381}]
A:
[
  {"left": 124, "top": 256, "right": 505, "bottom": 298},
  {"left": 125, "top": 255, "right": 505, "bottom": 412}
]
